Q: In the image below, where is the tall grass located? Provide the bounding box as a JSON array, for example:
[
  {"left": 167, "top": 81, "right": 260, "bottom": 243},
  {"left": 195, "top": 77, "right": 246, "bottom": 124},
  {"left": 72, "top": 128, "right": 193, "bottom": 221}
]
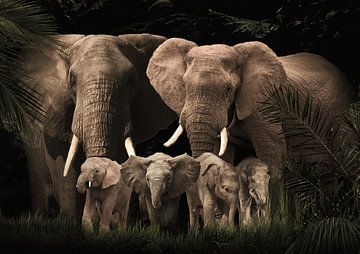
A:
[{"left": 0, "top": 212, "right": 293, "bottom": 254}]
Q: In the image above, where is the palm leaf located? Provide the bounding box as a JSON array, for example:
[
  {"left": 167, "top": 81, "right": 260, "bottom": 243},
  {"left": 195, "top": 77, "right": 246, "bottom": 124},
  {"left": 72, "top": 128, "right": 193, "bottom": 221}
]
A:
[
  {"left": 342, "top": 100, "right": 360, "bottom": 147},
  {"left": 260, "top": 85, "right": 360, "bottom": 179},
  {"left": 286, "top": 216, "right": 360, "bottom": 254},
  {"left": 262, "top": 86, "right": 360, "bottom": 253},
  {"left": 0, "top": 0, "right": 57, "bottom": 138}
]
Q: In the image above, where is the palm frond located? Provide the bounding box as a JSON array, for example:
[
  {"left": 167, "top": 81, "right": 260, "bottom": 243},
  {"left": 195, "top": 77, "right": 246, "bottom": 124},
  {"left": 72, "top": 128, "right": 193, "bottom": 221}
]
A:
[
  {"left": 286, "top": 216, "right": 360, "bottom": 254},
  {"left": 260, "top": 85, "right": 360, "bottom": 179},
  {"left": 0, "top": 0, "right": 56, "bottom": 48},
  {"left": 262, "top": 86, "right": 360, "bottom": 253},
  {"left": 284, "top": 159, "right": 330, "bottom": 201},
  {"left": 342, "top": 100, "right": 360, "bottom": 146},
  {"left": 0, "top": 0, "right": 57, "bottom": 138}
]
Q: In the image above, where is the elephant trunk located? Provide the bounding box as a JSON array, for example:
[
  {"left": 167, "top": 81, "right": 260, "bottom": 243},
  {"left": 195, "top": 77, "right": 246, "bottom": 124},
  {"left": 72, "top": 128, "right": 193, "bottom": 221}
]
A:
[
  {"left": 74, "top": 76, "right": 129, "bottom": 159},
  {"left": 256, "top": 187, "right": 269, "bottom": 218},
  {"left": 250, "top": 188, "right": 268, "bottom": 207},
  {"left": 181, "top": 88, "right": 228, "bottom": 158},
  {"left": 185, "top": 118, "right": 217, "bottom": 158},
  {"left": 76, "top": 173, "right": 93, "bottom": 194},
  {"left": 149, "top": 180, "right": 163, "bottom": 209},
  {"left": 228, "top": 201, "right": 237, "bottom": 226}
]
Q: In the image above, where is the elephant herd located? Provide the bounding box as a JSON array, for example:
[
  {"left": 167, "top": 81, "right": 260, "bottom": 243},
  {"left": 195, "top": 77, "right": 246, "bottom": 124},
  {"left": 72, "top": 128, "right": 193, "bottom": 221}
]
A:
[
  {"left": 15, "top": 33, "right": 353, "bottom": 233},
  {"left": 76, "top": 152, "right": 269, "bottom": 233}
]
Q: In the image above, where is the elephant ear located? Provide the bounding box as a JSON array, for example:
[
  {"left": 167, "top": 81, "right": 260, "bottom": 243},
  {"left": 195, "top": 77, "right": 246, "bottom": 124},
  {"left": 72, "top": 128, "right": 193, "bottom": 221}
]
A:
[
  {"left": 121, "top": 155, "right": 150, "bottom": 194},
  {"left": 118, "top": 34, "right": 179, "bottom": 144},
  {"left": 237, "top": 164, "right": 248, "bottom": 184},
  {"left": 102, "top": 160, "right": 121, "bottom": 189},
  {"left": 233, "top": 41, "right": 287, "bottom": 120},
  {"left": 146, "top": 38, "right": 198, "bottom": 115},
  {"left": 167, "top": 153, "right": 200, "bottom": 198},
  {"left": 199, "top": 153, "right": 222, "bottom": 190},
  {"left": 17, "top": 34, "right": 85, "bottom": 141}
]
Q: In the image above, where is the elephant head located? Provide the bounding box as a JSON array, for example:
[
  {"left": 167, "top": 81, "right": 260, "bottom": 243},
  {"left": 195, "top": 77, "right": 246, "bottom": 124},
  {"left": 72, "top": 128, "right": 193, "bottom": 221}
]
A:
[
  {"left": 17, "top": 34, "right": 177, "bottom": 177},
  {"left": 147, "top": 38, "right": 286, "bottom": 157},
  {"left": 121, "top": 153, "right": 200, "bottom": 209},
  {"left": 237, "top": 157, "right": 270, "bottom": 220},
  {"left": 76, "top": 157, "right": 120, "bottom": 193},
  {"left": 198, "top": 152, "right": 240, "bottom": 225}
]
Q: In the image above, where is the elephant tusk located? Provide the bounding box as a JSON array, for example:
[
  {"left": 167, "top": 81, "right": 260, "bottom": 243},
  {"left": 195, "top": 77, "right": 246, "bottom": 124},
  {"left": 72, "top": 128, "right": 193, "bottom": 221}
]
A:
[
  {"left": 125, "top": 136, "right": 136, "bottom": 157},
  {"left": 218, "top": 127, "right": 228, "bottom": 156},
  {"left": 63, "top": 135, "right": 80, "bottom": 177},
  {"left": 87, "top": 181, "right": 92, "bottom": 189},
  {"left": 163, "top": 124, "right": 183, "bottom": 147}
]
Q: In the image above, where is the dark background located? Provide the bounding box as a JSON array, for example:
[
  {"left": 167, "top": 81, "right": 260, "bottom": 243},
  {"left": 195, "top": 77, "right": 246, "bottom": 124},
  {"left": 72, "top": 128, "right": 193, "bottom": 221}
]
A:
[{"left": 0, "top": 0, "right": 359, "bottom": 216}]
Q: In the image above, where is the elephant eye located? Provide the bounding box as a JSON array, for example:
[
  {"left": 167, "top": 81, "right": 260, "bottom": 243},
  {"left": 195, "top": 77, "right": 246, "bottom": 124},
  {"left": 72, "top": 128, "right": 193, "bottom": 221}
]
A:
[
  {"left": 95, "top": 169, "right": 99, "bottom": 173},
  {"left": 225, "top": 86, "right": 232, "bottom": 96},
  {"left": 223, "top": 186, "right": 229, "bottom": 192}
]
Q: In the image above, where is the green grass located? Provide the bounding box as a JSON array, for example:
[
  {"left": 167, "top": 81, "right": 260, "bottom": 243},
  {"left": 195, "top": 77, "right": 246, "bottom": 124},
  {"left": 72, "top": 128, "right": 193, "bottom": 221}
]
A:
[
  {"left": 0, "top": 212, "right": 293, "bottom": 254},
  {"left": 1, "top": 207, "right": 358, "bottom": 254}
]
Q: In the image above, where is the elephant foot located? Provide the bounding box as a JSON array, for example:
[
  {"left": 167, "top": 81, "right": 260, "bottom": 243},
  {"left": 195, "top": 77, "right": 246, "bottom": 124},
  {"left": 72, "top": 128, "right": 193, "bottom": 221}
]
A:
[
  {"left": 99, "top": 225, "right": 111, "bottom": 235},
  {"left": 82, "top": 219, "right": 94, "bottom": 233}
]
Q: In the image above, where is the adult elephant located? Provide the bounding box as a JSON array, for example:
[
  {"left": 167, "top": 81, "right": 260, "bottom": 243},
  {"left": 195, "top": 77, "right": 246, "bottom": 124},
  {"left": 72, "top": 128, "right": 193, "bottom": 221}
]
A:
[
  {"left": 16, "top": 34, "right": 176, "bottom": 216},
  {"left": 146, "top": 38, "right": 352, "bottom": 194}
]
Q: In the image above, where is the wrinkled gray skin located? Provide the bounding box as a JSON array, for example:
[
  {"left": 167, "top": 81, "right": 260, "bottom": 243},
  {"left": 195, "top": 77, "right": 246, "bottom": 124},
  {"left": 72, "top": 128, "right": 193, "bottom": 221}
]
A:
[
  {"left": 146, "top": 38, "right": 352, "bottom": 203},
  {"left": 121, "top": 153, "right": 200, "bottom": 227},
  {"left": 76, "top": 157, "right": 132, "bottom": 234},
  {"left": 186, "top": 153, "right": 240, "bottom": 228},
  {"left": 236, "top": 157, "right": 270, "bottom": 226},
  {"left": 16, "top": 34, "right": 176, "bottom": 216}
]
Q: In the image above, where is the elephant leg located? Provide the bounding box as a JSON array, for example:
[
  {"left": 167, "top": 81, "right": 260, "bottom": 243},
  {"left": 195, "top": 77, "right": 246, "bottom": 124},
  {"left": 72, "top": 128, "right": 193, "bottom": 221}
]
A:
[
  {"left": 202, "top": 194, "right": 216, "bottom": 226},
  {"left": 24, "top": 144, "right": 53, "bottom": 214},
  {"left": 110, "top": 212, "right": 120, "bottom": 230},
  {"left": 43, "top": 135, "right": 83, "bottom": 217},
  {"left": 138, "top": 194, "right": 149, "bottom": 224},
  {"left": 82, "top": 190, "right": 96, "bottom": 232},
  {"left": 115, "top": 186, "right": 132, "bottom": 229},
  {"left": 99, "top": 192, "right": 117, "bottom": 234},
  {"left": 220, "top": 205, "right": 229, "bottom": 226},
  {"left": 241, "top": 201, "right": 252, "bottom": 225},
  {"left": 57, "top": 156, "right": 81, "bottom": 216},
  {"left": 239, "top": 191, "right": 252, "bottom": 226},
  {"left": 186, "top": 191, "right": 199, "bottom": 229},
  {"left": 163, "top": 198, "right": 180, "bottom": 227}
]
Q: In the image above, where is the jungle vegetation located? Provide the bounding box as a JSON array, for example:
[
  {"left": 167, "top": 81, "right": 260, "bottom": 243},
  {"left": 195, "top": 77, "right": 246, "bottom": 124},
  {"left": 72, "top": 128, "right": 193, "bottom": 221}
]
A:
[{"left": 0, "top": 1, "right": 359, "bottom": 253}]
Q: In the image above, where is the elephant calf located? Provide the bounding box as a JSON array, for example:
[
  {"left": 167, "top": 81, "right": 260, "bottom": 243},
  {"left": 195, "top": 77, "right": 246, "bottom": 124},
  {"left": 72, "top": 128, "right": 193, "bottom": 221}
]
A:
[
  {"left": 76, "top": 157, "right": 132, "bottom": 234},
  {"left": 121, "top": 152, "right": 200, "bottom": 227},
  {"left": 236, "top": 157, "right": 270, "bottom": 226},
  {"left": 186, "top": 153, "right": 240, "bottom": 229}
]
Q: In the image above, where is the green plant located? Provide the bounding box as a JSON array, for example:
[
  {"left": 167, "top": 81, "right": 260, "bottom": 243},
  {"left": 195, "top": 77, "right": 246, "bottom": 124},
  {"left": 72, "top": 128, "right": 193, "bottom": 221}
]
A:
[
  {"left": 0, "top": 0, "right": 56, "bottom": 137},
  {"left": 260, "top": 85, "right": 360, "bottom": 253}
]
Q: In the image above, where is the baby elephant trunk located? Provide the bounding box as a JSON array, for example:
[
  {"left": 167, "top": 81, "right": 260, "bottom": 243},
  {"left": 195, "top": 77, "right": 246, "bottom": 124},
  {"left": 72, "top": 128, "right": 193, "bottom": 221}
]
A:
[
  {"left": 76, "top": 173, "right": 93, "bottom": 194},
  {"left": 250, "top": 188, "right": 268, "bottom": 207},
  {"left": 228, "top": 202, "right": 237, "bottom": 225},
  {"left": 149, "top": 180, "right": 164, "bottom": 209}
]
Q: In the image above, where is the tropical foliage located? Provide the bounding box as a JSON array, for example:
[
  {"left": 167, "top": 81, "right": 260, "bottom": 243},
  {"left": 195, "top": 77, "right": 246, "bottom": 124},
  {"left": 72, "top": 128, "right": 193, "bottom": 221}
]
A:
[
  {"left": 260, "top": 86, "right": 360, "bottom": 254},
  {"left": 0, "top": 0, "right": 56, "bottom": 136}
]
